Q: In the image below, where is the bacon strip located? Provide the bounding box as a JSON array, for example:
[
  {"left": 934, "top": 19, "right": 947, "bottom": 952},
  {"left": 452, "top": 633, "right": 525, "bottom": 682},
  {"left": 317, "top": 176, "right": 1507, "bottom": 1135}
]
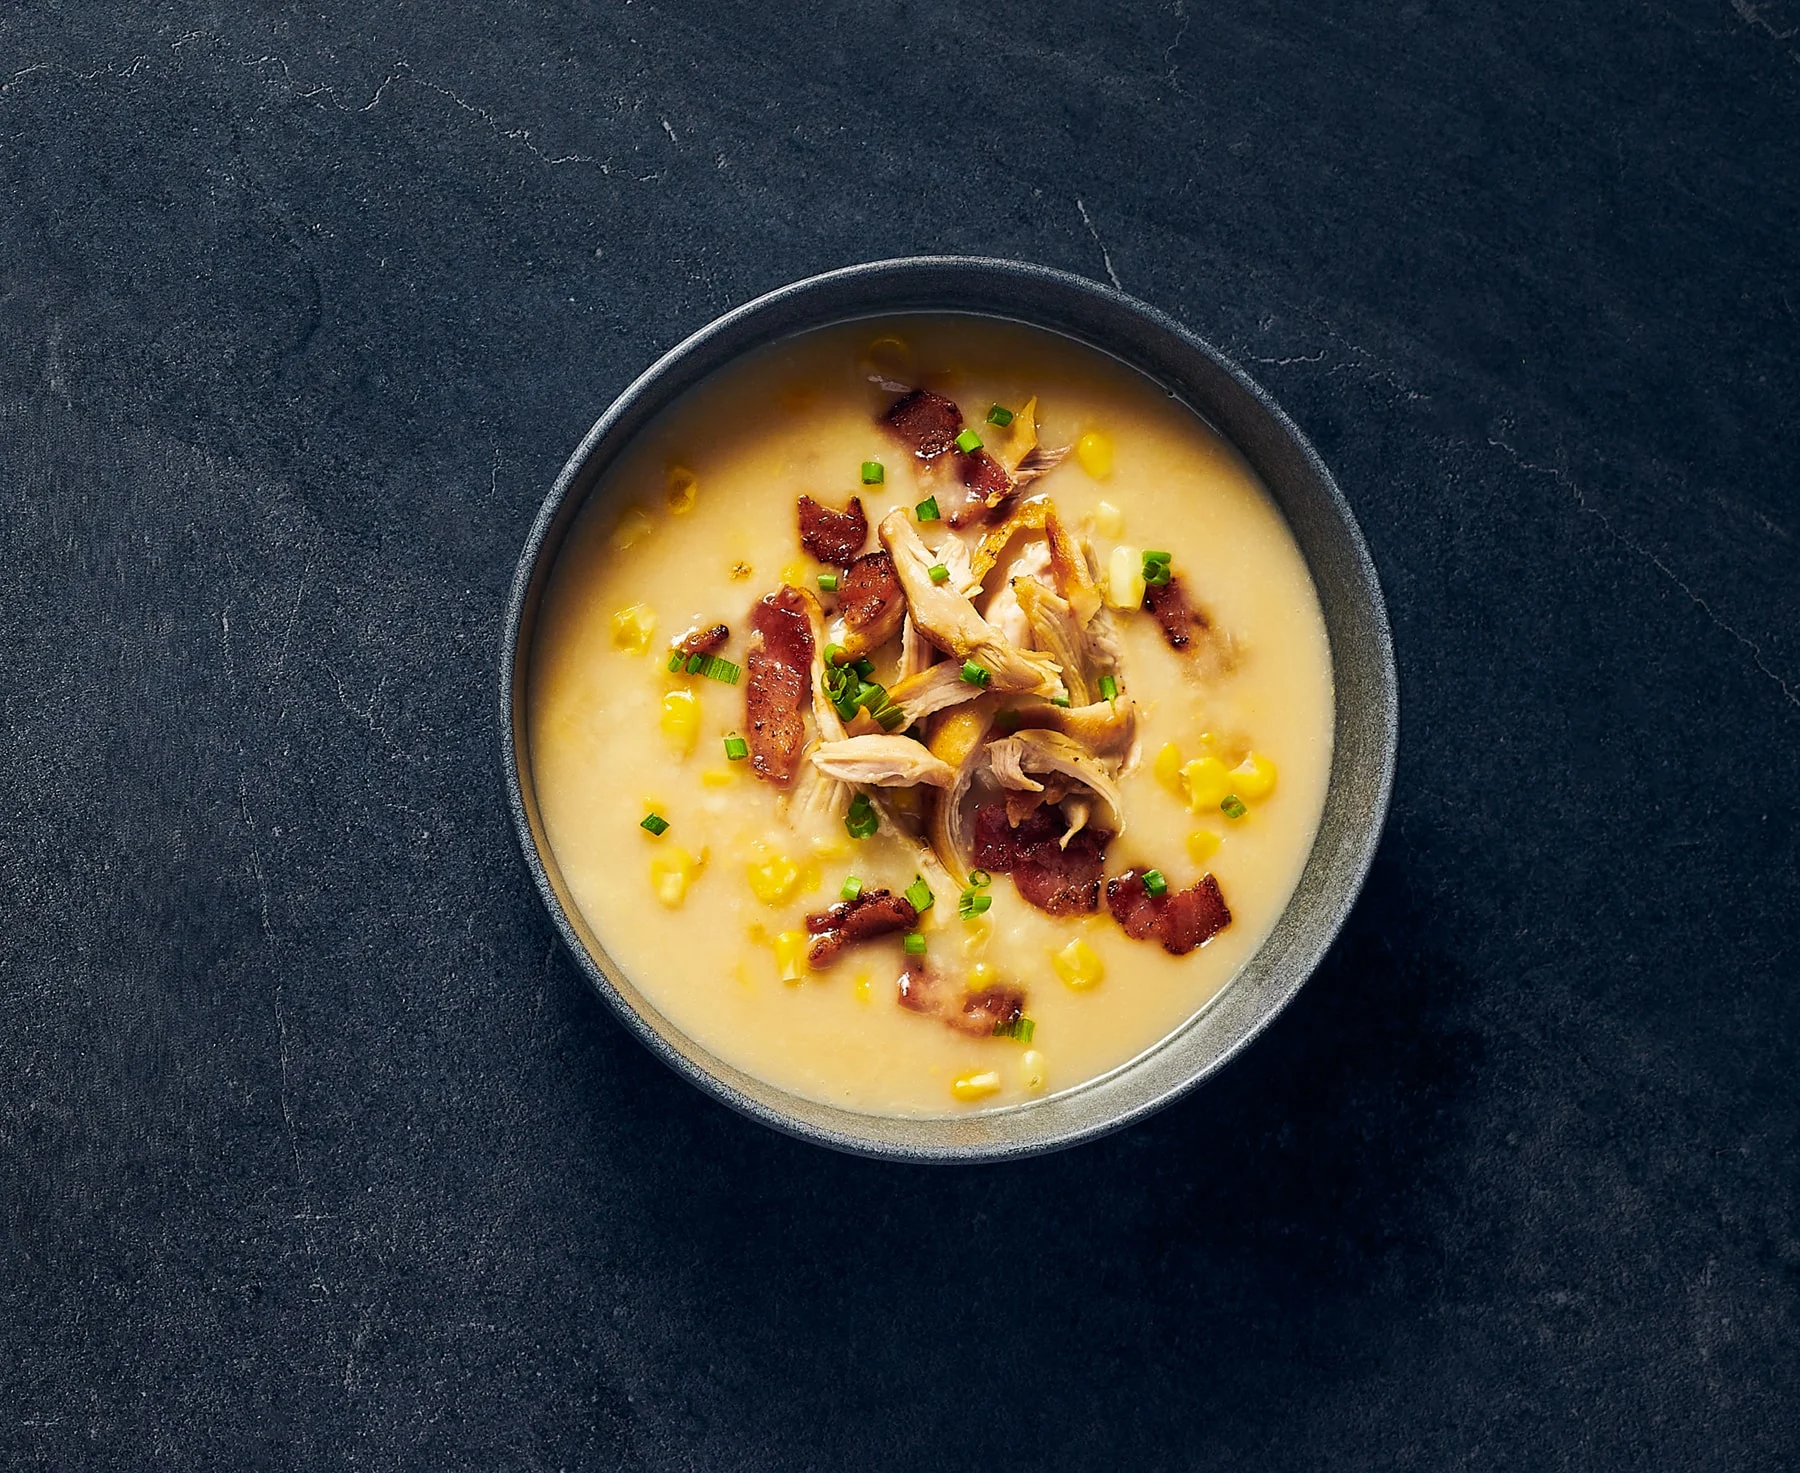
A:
[
  {"left": 673, "top": 623, "right": 729, "bottom": 657},
  {"left": 744, "top": 586, "right": 813, "bottom": 786},
  {"left": 896, "top": 964, "right": 1027, "bottom": 1037},
  {"left": 804, "top": 888, "right": 918, "bottom": 967},
  {"left": 882, "top": 389, "right": 963, "bottom": 459},
  {"left": 972, "top": 802, "right": 1110, "bottom": 915},
  {"left": 839, "top": 550, "right": 905, "bottom": 653},
  {"left": 798, "top": 495, "right": 868, "bottom": 565},
  {"left": 1142, "top": 575, "right": 1210, "bottom": 652},
  {"left": 1105, "top": 870, "right": 1231, "bottom": 955}
]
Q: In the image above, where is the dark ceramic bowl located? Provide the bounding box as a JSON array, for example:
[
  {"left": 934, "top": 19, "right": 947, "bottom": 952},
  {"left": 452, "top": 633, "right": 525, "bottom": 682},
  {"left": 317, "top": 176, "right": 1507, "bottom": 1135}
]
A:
[{"left": 501, "top": 257, "right": 1396, "bottom": 1162}]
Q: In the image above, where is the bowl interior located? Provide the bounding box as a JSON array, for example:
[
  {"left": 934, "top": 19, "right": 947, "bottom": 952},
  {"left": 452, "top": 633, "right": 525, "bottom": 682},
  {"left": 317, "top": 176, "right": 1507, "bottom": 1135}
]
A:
[{"left": 501, "top": 258, "right": 1396, "bottom": 1162}]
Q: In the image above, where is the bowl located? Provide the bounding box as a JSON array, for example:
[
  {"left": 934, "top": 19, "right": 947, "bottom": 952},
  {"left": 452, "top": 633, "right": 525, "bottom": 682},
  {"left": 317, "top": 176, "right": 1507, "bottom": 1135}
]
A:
[{"left": 500, "top": 257, "right": 1397, "bottom": 1162}]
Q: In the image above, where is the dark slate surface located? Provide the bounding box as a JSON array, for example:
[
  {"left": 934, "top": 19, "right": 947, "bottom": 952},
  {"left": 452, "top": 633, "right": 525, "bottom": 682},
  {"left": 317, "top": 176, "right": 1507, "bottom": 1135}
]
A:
[{"left": 2, "top": 1, "right": 1796, "bottom": 1467}]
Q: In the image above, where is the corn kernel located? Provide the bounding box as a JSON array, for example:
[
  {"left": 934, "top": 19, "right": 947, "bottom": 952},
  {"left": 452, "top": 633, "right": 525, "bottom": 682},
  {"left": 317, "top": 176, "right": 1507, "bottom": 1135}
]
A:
[
  {"left": 1231, "top": 751, "right": 1279, "bottom": 802},
  {"left": 951, "top": 1069, "right": 1002, "bottom": 1102},
  {"left": 1094, "top": 500, "right": 1125, "bottom": 537},
  {"left": 1186, "top": 828, "right": 1223, "bottom": 864},
  {"left": 1153, "top": 741, "right": 1185, "bottom": 795},
  {"left": 798, "top": 859, "right": 823, "bottom": 894},
  {"left": 774, "top": 930, "right": 809, "bottom": 984},
  {"left": 1076, "top": 431, "right": 1114, "bottom": 480},
  {"left": 746, "top": 853, "right": 800, "bottom": 906},
  {"left": 649, "top": 845, "right": 699, "bottom": 908},
  {"left": 780, "top": 559, "right": 807, "bottom": 588},
  {"left": 1052, "top": 937, "right": 1105, "bottom": 990},
  {"left": 660, "top": 689, "right": 699, "bottom": 757},
  {"left": 609, "top": 602, "right": 657, "bottom": 654},
  {"left": 1020, "top": 1049, "right": 1047, "bottom": 1092},
  {"left": 810, "top": 832, "right": 851, "bottom": 860},
  {"left": 610, "top": 505, "right": 653, "bottom": 550},
  {"left": 699, "top": 768, "right": 735, "bottom": 789},
  {"left": 967, "top": 961, "right": 998, "bottom": 989},
  {"left": 1182, "top": 756, "right": 1232, "bottom": 811},
  {"left": 854, "top": 971, "right": 873, "bottom": 1004},
  {"left": 1106, "top": 545, "right": 1144, "bottom": 610},
  {"left": 665, "top": 465, "right": 698, "bottom": 514}
]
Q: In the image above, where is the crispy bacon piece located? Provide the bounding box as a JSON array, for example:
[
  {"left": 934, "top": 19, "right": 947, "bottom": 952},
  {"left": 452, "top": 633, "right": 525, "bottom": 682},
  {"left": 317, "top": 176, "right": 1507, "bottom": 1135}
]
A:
[
  {"left": 1106, "top": 869, "right": 1231, "bottom": 955},
  {"left": 803, "top": 888, "right": 918, "bottom": 967},
  {"left": 744, "top": 586, "right": 813, "bottom": 786},
  {"left": 896, "top": 964, "right": 1028, "bottom": 1037},
  {"left": 1142, "top": 575, "right": 1210, "bottom": 652},
  {"left": 797, "top": 494, "right": 868, "bottom": 565},
  {"left": 972, "top": 803, "right": 1110, "bottom": 915},
  {"left": 955, "top": 984, "right": 1026, "bottom": 1037},
  {"left": 673, "top": 623, "right": 730, "bottom": 657},
  {"left": 839, "top": 550, "right": 905, "bottom": 648},
  {"left": 961, "top": 447, "right": 1014, "bottom": 507},
  {"left": 882, "top": 389, "right": 963, "bottom": 459}
]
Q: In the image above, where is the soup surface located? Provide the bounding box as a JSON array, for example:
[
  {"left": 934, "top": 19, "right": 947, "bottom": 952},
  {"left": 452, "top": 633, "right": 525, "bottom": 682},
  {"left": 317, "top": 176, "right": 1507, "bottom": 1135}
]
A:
[{"left": 528, "top": 316, "right": 1332, "bottom": 1115}]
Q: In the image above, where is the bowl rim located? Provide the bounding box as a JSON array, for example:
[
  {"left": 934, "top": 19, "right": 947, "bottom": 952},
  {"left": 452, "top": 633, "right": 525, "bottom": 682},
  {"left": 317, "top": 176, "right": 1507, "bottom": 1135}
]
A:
[{"left": 500, "top": 255, "right": 1398, "bottom": 1162}]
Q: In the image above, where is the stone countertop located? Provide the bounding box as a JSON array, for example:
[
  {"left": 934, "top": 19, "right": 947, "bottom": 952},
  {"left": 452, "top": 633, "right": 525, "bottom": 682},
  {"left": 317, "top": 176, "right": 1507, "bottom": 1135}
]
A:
[{"left": 2, "top": 3, "right": 1795, "bottom": 1468}]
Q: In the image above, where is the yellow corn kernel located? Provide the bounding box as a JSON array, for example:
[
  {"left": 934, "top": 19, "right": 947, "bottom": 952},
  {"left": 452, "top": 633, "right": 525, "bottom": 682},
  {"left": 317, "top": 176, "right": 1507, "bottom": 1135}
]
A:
[
  {"left": 610, "top": 504, "right": 653, "bottom": 550},
  {"left": 1052, "top": 937, "right": 1105, "bottom": 990},
  {"left": 1094, "top": 500, "right": 1125, "bottom": 537},
  {"left": 1153, "top": 741, "right": 1185, "bottom": 795},
  {"left": 798, "top": 859, "right": 823, "bottom": 894},
  {"left": 961, "top": 913, "right": 993, "bottom": 957},
  {"left": 967, "top": 961, "right": 998, "bottom": 990},
  {"left": 746, "top": 853, "right": 800, "bottom": 906},
  {"left": 1186, "top": 828, "right": 1223, "bottom": 864},
  {"left": 951, "top": 1069, "right": 1002, "bottom": 1103},
  {"left": 780, "top": 559, "right": 807, "bottom": 588},
  {"left": 774, "top": 930, "right": 809, "bottom": 984},
  {"left": 1182, "top": 756, "right": 1232, "bottom": 811},
  {"left": 1231, "top": 751, "right": 1279, "bottom": 802},
  {"left": 699, "top": 768, "right": 735, "bottom": 789},
  {"left": 1076, "top": 431, "right": 1114, "bottom": 480},
  {"left": 609, "top": 602, "right": 657, "bottom": 654},
  {"left": 1020, "top": 1049, "right": 1047, "bottom": 1092},
  {"left": 665, "top": 464, "right": 698, "bottom": 513},
  {"left": 810, "top": 832, "right": 851, "bottom": 861},
  {"left": 649, "top": 845, "right": 699, "bottom": 908},
  {"left": 853, "top": 971, "right": 873, "bottom": 1004},
  {"left": 1106, "top": 544, "right": 1144, "bottom": 610},
  {"left": 660, "top": 689, "right": 699, "bottom": 757}
]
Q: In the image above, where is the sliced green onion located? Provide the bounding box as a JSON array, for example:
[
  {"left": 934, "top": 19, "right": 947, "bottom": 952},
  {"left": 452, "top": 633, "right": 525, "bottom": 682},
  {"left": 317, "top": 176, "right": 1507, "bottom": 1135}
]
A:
[
  {"left": 666, "top": 651, "right": 684, "bottom": 673},
  {"left": 851, "top": 657, "right": 876, "bottom": 679},
  {"left": 902, "top": 931, "right": 927, "bottom": 955},
  {"left": 840, "top": 875, "right": 863, "bottom": 902},
  {"left": 860, "top": 460, "right": 884, "bottom": 484},
  {"left": 955, "top": 428, "right": 982, "bottom": 453},
  {"left": 958, "top": 890, "right": 992, "bottom": 919},
  {"left": 1049, "top": 694, "right": 1072, "bottom": 708},
  {"left": 1221, "top": 795, "right": 1248, "bottom": 820},
  {"left": 685, "top": 653, "right": 705, "bottom": 674},
  {"left": 846, "top": 793, "right": 878, "bottom": 839},
  {"left": 699, "top": 654, "right": 740, "bottom": 685},
  {"left": 993, "top": 1015, "right": 1035, "bottom": 1043},
  {"left": 722, "top": 733, "right": 749, "bottom": 761},
  {"left": 904, "top": 875, "right": 935, "bottom": 913},
  {"left": 915, "top": 496, "right": 940, "bottom": 522},
  {"left": 1098, "top": 674, "right": 1118, "bottom": 703},
  {"left": 873, "top": 702, "right": 908, "bottom": 732},
  {"left": 986, "top": 404, "right": 1014, "bottom": 427},
  {"left": 1143, "top": 550, "right": 1173, "bottom": 567},
  {"left": 968, "top": 869, "right": 992, "bottom": 888},
  {"left": 824, "top": 642, "right": 845, "bottom": 666},
  {"left": 960, "top": 660, "right": 990, "bottom": 689},
  {"left": 1142, "top": 868, "right": 1168, "bottom": 898},
  {"left": 928, "top": 564, "right": 950, "bottom": 585},
  {"left": 852, "top": 680, "right": 883, "bottom": 710},
  {"left": 832, "top": 690, "right": 862, "bottom": 722},
  {"left": 639, "top": 812, "right": 669, "bottom": 836},
  {"left": 818, "top": 572, "right": 839, "bottom": 593}
]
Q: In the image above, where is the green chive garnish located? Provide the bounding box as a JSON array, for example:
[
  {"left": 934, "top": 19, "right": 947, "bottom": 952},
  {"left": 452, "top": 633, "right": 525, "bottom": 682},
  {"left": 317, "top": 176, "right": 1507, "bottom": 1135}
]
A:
[
  {"left": 915, "top": 496, "right": 940, "bottom": 522},
  {"left": 723, "top": 733, "right": 749, "bottom": 761},
  {"left": 955, "top": 428, "right": 982, "bottom": 453},
  {"left": 986, "top": 404, "right": 1014, "bottom": 427},
  {"left": 904, "top": 875, "right": 935, "bottom": 914},
  {"left": 639, "top": 812, "right": 669, "bottom": 836},
  {"left": 1050, "top": 694, "right": 1072, "bottom": 708},
  {"left": 928, "top": 564, "right": 950, "bottom": 585},
  {"left": 685, "top": 653, "right": 705, "bottom": 674},
  {"left": 1142, "top": 868, "right": 1168, "bottom": 898},
  {"left": 845, "top": 793, "right": 878, "bottom": 839},
  {"left": 958, "top": 890, "right": 992, "bottom": 920},
  {"left": 1143, "top": 549, "right": 1173, "bottom": 587},
  {"left": 861, "top": 460, "right": 884, "bottom": 484},
  {"left": 873, "top": 702, "right": 908, "bottom": 732},
  {"left": 841, "top": 875, "right": 863, "bottom": 902},
  {"left": 1144, "top": 550, "right": 1173, "bottom": 567},
  {"left": 699, "top": 655, "right": 740, "bottom": 685},
  {"left": 1221, "top": 795, "right": 1248, "bottom": 820},
  {"left": 968, "top": 869, "right": 992, "bottom": 888},
  {"left": 960, "top": 660, "right": 990, "bottom": 689},
  {"left": 818, "top": 572, "right": 839, "bottom": 593},
  {"left": 992, "top": 708, "right": 1019, "bottom": 734},
  {"left": 902, "top": 931, "right": 926, "bottom": 955},
  {"left": 666, "top": 651, "right": 684, "bottom": 673},
  {"left": 824, "top": 643, "right": 846, "bottom": 666},
  {"left": 851, "top": 657, "right": 876, "bottom": 678},
  {"left": 1098, "top": 674, "right": 1118, "bottom": 703},
  {"left": 993, "top": 1016, "right": 1035, "bottom": 1043}
]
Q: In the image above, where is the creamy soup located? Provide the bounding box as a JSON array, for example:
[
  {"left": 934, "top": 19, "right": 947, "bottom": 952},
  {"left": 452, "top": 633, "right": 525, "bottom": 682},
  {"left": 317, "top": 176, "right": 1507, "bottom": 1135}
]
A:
[{"left": 527, "top": 316, "right": 1333, "bottom": 1115}]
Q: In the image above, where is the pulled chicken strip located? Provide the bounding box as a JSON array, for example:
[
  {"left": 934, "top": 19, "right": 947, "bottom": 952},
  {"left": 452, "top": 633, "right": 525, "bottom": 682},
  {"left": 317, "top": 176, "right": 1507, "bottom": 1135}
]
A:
[
  {"left": 972, "top": 803, "right": 1110, "bottom": 915},
  {"left": 1142, "top": 574, "right": 1210, "bottom": 652},
  {"left": 896, "top": 963, "right": 1027, "bottom": 1037},
  {"left": 797, "top": 494, "right": 868, "bottom": 565},
  {"left": 882, "top": 389, "right": 963, "bottom": 459},
  {"left": 744, "top": 585, "right": 813, "bottom": 786},
  {"left": 838, "top": 549, "right": 905, "bottom": 657},
  {"left": 673, "top": 622, "right": 730, "bottom": 658},
  {"left": 810, "top": 734, "right": 956, "bottom": 788},
  {"left": 805, "top": 888, "right": 917, "bottom": 967},
  {"left": 1106, "top": 870, "right": 1232, "bottom": 955}
]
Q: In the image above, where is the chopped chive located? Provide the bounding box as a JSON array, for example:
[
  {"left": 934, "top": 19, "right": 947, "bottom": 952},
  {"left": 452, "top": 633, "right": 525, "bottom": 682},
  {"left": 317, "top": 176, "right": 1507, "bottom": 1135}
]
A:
[
  {"left": 968, "top": 869, "right": 992, "bottom": 888},
  {"left": 666, "top": 651, "right": 684, "bottom": 673},
  {"left": 904, "top": 875, "right": 935, "bottom": 914},
  {"left": 1142, "top": 868, "right": 1168, "bottom": 898},
  {"left": 832, "top": 690, "right": 861, "bottom": 722},
  {"left": 846, "top": 792, "right": 878, "bottom": 839},
  {"left": 986, "top": 403, "right": 1014, "bottom": 427},
  {"left": 960, "top": 660, "right": 991, "bottom": 689},
  {"left": 1050, "top": 694, "right": 1072, "bottom": 708},
  {"left": 958, "top": 890, "right": 992, "bottom": 919},
  {"left": 915, "top": 496, "right": 941, "bottom": 522},
  {"left": 873, "top": 702, "right": 908, "bottom": 732},
  {"left": 992, "top": 708, "right": 1020, "bottom": 734},
  {"left": 1221, "top": 794, "right": 1248, "bottom": 820},
  {"left": 860, "top": 460, "right": 885, "bottom": 484},
  {"left": 699, "top": 654, "right": 740, "bottom": 685},
  {"left": 639, "top": 812, "right": 669, "bottom": 836},
  {"left": 840, "top": 875, "right": 863, "bottom": 902},
  {"left": 993, "top": 1015, "right": 1035, "bottom": 1043},
  {"left": 723, "top": 733, "right": 749, "bottom": 761},
  {"left": 955, "top": 428, "right": 982, "bottom": 453},
  {"left": 851, "top": 657, "right": 876, "bottom": 678},
  {"left": 824, "top": 642, "right": 845, "bottom": 666},
  {"left": 903, "top": 931, "right": 927, "bottom": 955},
  {"left": 1144, "top": 550, "right": 1173, "bottom": 566},
  {"left": 1098, "top": 674, "right": 1119, "bottom": 703},
  {"left": 685, "top": 652, "right": 705, "bottom": 674},
  {"left": 818, "top": 572, "right": 839, "bottom": 593},
  {"left": 928, "top": 563, "right": 950, "bottom": 585}
]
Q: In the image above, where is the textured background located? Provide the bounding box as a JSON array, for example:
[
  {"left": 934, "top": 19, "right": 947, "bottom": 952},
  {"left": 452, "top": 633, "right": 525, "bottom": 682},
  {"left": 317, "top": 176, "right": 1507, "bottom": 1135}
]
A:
[{"left": 2, "top": 2, "right": 1797, "bottom": 1468}]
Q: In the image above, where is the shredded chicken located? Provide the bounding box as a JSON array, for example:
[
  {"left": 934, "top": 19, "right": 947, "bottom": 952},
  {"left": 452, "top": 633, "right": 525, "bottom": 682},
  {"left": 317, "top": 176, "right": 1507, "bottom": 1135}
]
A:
[
  {"left": 810, "top": 735, "right": 956, "bottom": 788},
  {"left": 986, "top": 542, "right": 1054, "bottom": 651},
  {"left": 923, "top": 707, "right": 990, "bottom": 882},
  {"left": 1011, "top": 697, "right": 1139, "bottom": 768},
  {"left": 787, "top": 591, "right": 851, "bottom": 826},
  {"left": 1046, "top": 509, "right": 1103, "bottom": 627},
  {"left": 982, "top": 729, "right": 1125, "bottom": 836},
  {"left": 899, "top": 614, "right": 934, "bottom": 679},
  {"left": 1014, "top": 578, "right": 1096, "bottom": 705}
]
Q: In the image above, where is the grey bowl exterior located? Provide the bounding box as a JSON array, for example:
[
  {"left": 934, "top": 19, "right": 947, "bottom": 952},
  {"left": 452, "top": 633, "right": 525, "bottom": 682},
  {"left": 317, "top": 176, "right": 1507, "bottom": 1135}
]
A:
[{"left": 500, "top": 257, "right": 1397, "bottom": 1163}]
